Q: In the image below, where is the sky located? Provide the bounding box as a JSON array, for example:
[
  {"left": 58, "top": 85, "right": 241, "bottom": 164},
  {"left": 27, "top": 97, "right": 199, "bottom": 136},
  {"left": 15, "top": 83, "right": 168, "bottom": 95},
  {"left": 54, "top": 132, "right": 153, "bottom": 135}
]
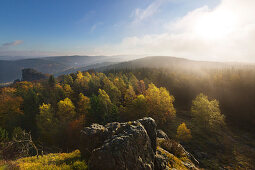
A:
[{"left": 0, "top": 0, "right": 255, "bottom": 62}]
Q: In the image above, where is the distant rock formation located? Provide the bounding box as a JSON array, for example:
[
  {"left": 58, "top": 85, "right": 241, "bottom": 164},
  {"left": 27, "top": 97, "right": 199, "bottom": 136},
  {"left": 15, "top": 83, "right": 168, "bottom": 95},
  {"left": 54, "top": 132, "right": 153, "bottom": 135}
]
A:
[
  {"left": 80, "top": 117, "right": 199, "bottom": 170},
  {"left": 21, "top": 68, "right": 49, "bottom": 82}
]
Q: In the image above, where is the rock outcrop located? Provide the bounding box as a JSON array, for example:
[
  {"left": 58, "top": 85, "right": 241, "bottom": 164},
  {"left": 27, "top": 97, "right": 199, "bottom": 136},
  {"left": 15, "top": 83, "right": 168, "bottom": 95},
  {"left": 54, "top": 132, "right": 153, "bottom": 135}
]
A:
[
  {"left": 80, "top": 117, "right": 199, "bottom": 170},
  {"left": 21, "top": 68, "right": 48, "bottom": 82}
]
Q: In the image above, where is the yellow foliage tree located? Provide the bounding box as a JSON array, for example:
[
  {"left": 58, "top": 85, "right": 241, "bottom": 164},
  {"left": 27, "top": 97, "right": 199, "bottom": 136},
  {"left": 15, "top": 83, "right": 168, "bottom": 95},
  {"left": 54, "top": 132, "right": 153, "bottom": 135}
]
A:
[
  {"left": 145, "top": 83, "right": 176, "bottom": 125},
  {"left": 57, "top": 98, "right": 76, "bottom": 122},
  {"left": 0, "top": 88, "right": 23, "bottom": 131},
  {"left": 176, "top": 123, "right": 192, "bottom": 142},
  {"left": 63, "top": 84, "right": 74, "bottom": 99},
  {"left": 77, "top": 93, "right": 91, "bottom": 115},
  {"left": 124, "top": 85, "right": 136, "bottom": 105},
  {"left": 36, "top": 103, "right": 59, "bottom": 144},
  {"left": 191, "top": 93, "right": 225, "bottom": 131}
]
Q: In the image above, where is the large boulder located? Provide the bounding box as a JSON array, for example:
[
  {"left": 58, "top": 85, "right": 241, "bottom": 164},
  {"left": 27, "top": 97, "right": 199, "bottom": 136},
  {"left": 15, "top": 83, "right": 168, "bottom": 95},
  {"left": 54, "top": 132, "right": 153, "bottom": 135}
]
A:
[
  {"left": 80, "top": 118, "right": 157, "bottom": 170},
  {"left": 80, "top": 117, "right": 199, "bottom": 170}
]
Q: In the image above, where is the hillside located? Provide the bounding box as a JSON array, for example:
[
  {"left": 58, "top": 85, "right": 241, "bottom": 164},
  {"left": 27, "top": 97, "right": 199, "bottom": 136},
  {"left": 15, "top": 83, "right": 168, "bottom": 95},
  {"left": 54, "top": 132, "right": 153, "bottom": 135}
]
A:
[
  {"left": 0, "top": 55, "right": 143, "bottom": 83},
  {"left": 98, "top": 56, "right": 253, "bottom": 72}
]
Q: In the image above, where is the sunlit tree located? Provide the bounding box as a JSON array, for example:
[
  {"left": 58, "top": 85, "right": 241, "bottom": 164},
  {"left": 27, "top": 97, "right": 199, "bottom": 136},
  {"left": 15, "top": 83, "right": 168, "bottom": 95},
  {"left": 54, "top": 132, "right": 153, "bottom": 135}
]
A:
[
  {"left": 146, "top": 83, "right": 176, "bottom": 125},
  {"left": 57, "top": 98, "right": 76, "bottom": 122},
  {"left": 176, "top": 123, "right": 192, "bottom": 142},
  {"left": 191, "top": 93, "right": 225, "bottom": 132},
  {"left": 63, "top": 84, "right": 74, "bottom": 99}
]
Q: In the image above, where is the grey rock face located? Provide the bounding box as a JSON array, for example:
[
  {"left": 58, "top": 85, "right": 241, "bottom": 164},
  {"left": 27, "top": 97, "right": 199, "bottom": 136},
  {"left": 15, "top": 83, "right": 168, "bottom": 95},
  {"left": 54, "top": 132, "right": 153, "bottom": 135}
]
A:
[
  {"left": 138, "top": 117, "right": 157, "bottom": 153},
  {"left": 157, "top": 130, "right": 169, "bottom": 140},
  {"left": 80, "top": 117, "right": 199, "bottom": 170},
  {"left": 80, "top": 118, "right": 156, "bottom": 170}
]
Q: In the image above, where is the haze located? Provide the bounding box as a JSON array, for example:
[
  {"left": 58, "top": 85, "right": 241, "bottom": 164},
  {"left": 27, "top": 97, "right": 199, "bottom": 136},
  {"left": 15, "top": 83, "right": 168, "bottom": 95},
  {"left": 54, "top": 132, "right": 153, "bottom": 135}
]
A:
[{"left": 1, "top": 0, "right": 255, "bottom": 62}]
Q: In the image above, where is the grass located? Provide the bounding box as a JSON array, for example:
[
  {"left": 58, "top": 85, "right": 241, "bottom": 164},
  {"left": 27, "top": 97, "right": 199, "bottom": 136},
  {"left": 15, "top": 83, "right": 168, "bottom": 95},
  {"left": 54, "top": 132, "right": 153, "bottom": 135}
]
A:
[
  {"left": 1, "top": 150, "right": 87, "bottom": 170},
  {"left": 157, "top": 146, "right": 189, "bottom": 170}
]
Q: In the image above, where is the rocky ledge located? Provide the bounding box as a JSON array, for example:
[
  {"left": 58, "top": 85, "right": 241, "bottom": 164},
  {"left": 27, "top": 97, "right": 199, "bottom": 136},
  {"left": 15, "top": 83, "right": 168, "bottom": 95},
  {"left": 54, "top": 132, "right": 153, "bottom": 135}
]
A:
[{"left": 80, "top": 117, "right": 199, "bottom": 170}]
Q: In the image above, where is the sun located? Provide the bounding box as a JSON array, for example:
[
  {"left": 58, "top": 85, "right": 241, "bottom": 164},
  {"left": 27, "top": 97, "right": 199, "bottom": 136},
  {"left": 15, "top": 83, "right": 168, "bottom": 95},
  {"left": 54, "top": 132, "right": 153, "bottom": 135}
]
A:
[{"left": 193, "top": 10, "right": 236, "bottom": 40}]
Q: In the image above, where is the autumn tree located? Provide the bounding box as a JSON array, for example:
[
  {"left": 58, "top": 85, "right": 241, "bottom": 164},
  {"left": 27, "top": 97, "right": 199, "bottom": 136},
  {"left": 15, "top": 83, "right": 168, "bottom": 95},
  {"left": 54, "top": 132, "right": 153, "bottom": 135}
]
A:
[
  {"left": 36, "top": 103, "right": 59, "bottom": 145},
  {"left": 102, "top": 77, "right": 121, "bottom": 104},
  {"left": 191, "top": 93, "right": 225, "bottom": 132},
  {"left": 77, "top": 93, "right": 90, "bottom": 116},
  {"left": 57, "top": 98, "right": 76, "bottom": 123},
  {"left": 0, "top": 88, "right": 23, "bottom": 132},
  {"left": 114, "top": 77, "right": 126, "bottom": 95},
  {"left": 63, "top": 84, "right": 74, "bottom": 99},
  {"left": 123, "top": 94, "right": 147, "bottom": 121},
  {"left": 128, "top": 73, "right": 138, "bottom": 88},
  {"left": 98, "top": 89, "right": 114, "bottom": 121},
  {"left": 136, "top": 80, "right": 146, "bottom": 94},
  {"left": 145, "top": 83, "right": 176, "bottom": 126},
  {"left": 73, "top": 71, "right": 91, "bottom": 94},
  {"left": 73, "top": 71, "right": 84, "bottom": 94},
  {"left": 176, "top": 123, "right": 192, "bottom": 142},
  {"left": 63, "top": 74, "right": 74, "bottom": 85},
  {"left": 124, "top": 85, "right": 136, "bottom": 105}
]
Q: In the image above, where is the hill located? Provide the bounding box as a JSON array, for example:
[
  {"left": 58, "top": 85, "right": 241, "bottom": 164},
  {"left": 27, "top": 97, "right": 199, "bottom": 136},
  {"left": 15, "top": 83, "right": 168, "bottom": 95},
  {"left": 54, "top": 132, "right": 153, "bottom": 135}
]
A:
[
  {"left": 98, "top": 56, "right": 253, "bottom": 72},
  {"left": 0, "top": 55, "right": 134, "bottom": 83}
]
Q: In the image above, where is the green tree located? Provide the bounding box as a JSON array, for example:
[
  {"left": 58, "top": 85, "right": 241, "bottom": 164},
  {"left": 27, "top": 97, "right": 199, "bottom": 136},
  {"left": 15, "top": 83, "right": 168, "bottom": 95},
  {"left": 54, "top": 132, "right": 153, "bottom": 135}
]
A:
[
  {"left": 176, "top": 123, "right": 192, "bottom": 142},
  {"left": 89, "top": 89, "right": 115, "bottom": 124},
  {"left": 191, "top": 93, "right": 225, "bottom": 132},
  {"left": 21, "top": 88, "right": 40, "bottom": 136}
]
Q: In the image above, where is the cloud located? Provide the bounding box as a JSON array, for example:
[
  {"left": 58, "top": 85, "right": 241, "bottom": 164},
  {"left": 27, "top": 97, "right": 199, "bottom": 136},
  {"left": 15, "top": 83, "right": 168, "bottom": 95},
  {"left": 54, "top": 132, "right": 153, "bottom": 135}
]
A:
[
  {"left": 95, "top": 0, "right": 255, "bottom": 62},
  {"left": 1, "top": 40, "right": 23, "bottom": 47},
  {"left": 131, "top": 0, "right": 168, "bottom": 24}
]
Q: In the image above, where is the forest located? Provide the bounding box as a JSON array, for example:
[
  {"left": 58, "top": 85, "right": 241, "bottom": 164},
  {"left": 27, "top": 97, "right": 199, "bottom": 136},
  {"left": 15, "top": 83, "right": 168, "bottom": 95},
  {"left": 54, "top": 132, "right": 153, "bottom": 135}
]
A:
[{"left": 0, "top": 67, "right": 255, "bottom": 169}]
